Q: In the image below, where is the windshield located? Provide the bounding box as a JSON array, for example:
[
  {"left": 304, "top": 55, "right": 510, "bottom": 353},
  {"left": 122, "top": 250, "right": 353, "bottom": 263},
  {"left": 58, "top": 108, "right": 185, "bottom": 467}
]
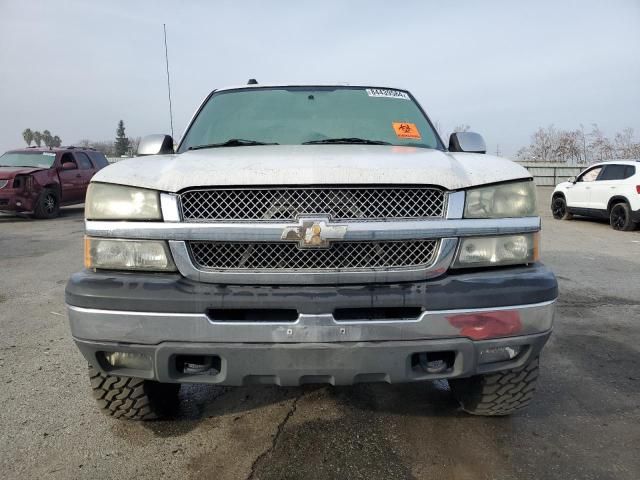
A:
[
  {"left": 0, "top": 151, "right": 56, "bottom": 168},
  {"left": 178, "top": 86, "right": 443, "bottom": 152}
]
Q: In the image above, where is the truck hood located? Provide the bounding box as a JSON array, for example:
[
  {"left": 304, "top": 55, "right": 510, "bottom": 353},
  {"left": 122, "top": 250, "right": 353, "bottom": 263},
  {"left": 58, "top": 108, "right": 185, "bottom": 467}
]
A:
[
  {"left": 92, "top": 145, "right": 531, "bottom": 192},
  {"left": 0, "top": 166, "right": 46, "bottom": 179}
]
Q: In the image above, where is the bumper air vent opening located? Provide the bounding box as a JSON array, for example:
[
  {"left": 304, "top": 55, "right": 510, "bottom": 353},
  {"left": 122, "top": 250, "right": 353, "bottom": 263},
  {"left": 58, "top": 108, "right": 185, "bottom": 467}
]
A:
[
  {"left": 411, "top": 351, "right": 456, "bottom": 374},
  {"left": 207, "top": 308, "right": 299, "bottom": 322},
  {"left": 175, "top": 355, "right": 222, "bottom": 376},
  {"left": 333, "top": 307, "right": 423, "bottom": 322}
]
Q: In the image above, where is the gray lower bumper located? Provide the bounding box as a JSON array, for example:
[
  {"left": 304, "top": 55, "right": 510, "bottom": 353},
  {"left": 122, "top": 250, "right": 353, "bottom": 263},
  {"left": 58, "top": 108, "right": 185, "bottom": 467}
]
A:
[
  {"left": 66, "top": 264, "right": 557, "bottom": 386},
  {"left": 74, "top": 331, "right": 551, "bottom": 386},
  {"left": 69, "top": 300, "right": 554, "bottom": 386},
  {"left": 68, "top": 301, "right": 555, "bottom": 344}
]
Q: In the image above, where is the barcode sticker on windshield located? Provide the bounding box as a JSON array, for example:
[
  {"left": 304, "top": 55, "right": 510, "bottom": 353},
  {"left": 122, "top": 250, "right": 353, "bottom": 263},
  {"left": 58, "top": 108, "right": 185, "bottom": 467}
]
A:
[{"left": 366, "top": 88, "right": 410, "bottom": 100}]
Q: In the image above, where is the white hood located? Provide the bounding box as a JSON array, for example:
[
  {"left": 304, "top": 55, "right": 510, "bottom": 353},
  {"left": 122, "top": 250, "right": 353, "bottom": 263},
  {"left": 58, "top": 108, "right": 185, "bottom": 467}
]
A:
[{"left": 93, "top": 145, "right": 531, "bottom": 192}]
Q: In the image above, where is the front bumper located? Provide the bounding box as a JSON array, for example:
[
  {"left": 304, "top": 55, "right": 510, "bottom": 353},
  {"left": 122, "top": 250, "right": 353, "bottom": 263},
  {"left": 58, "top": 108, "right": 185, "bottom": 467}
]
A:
[
  {"left": 0, "top": 189, "right": 36, "bottom": 213},
  {"left": 67, "top": 263, "right": 557, "bottom": 386},
  {"left": 74, "top": 332, "right": 551, "bottom": 386}
]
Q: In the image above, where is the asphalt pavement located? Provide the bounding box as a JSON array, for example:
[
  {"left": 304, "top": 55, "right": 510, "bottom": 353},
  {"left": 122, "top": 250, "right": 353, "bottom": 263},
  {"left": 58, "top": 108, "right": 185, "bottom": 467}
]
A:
[{"left": 0, "top": 188, "right": 638, "bottom": 480}]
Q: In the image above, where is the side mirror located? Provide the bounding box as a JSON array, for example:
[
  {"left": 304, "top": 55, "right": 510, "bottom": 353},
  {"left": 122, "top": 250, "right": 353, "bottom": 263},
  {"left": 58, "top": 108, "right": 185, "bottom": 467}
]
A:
[
  {"left": 61, "top": 162, "right": 77, "bottom": 170},
  {"left": 568, "top": 177, "right": 576, "bottom": 183},
  {"left": 449, "top": 132, "right": 487, "bottom": 154},
  {"left": 137, "top": 134, "right": 174, "bottom": 156}
]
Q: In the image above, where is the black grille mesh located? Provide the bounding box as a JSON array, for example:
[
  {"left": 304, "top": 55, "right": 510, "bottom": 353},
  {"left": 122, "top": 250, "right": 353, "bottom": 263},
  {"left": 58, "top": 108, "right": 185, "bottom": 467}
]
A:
[{"left": 189, "top": 240, "right": 439, "bottom": 271}]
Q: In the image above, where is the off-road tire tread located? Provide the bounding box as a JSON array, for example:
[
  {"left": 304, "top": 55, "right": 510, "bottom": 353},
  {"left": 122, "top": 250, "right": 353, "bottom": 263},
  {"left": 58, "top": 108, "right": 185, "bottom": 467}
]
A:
[
  {"left": 449, "top": 357, "right": 539, "bottom": 416},
  {"left": 88, "top": 365, "right": 179, "bottom": 420}
]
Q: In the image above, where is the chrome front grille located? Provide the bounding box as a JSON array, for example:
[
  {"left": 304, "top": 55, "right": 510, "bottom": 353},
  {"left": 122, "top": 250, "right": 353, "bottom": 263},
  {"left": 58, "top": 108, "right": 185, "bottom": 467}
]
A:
[
  {"left": 189, "top": 239, "right": 439, "bottom": 271},
  {"left": 180, "top": 186, "right": 445, "bottom": 222}
]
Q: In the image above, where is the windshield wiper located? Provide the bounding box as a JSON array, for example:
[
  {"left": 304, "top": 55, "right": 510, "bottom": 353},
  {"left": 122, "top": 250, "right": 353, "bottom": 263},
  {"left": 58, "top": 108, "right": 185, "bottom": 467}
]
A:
[
  {"left": 187, "top": 139, "right": 278, "bottom": 150},
  {"left": 303, "top": 137, "right": 391, "bottom": 145}
]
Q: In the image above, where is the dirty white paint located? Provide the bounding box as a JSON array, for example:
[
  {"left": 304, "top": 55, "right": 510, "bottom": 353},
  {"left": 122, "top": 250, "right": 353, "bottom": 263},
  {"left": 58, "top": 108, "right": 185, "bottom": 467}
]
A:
[{"left": 92, "top": 145, "right": 531, "bottom": 192}]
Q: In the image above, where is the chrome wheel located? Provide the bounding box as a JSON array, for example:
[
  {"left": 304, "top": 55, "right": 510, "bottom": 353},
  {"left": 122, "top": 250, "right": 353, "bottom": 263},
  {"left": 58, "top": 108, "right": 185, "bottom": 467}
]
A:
[
  {"left": 34, "top": 189, "right": 60, "bottom": 219},
  {"left": 44, "top": 194, "right": 56, "bottom": 214}
]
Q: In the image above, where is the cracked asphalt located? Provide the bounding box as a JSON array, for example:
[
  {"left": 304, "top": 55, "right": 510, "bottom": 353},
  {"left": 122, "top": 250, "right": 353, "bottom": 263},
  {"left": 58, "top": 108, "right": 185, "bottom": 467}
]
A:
[{"left": 1, "top": 187, "right": 639, "bottom": 480}]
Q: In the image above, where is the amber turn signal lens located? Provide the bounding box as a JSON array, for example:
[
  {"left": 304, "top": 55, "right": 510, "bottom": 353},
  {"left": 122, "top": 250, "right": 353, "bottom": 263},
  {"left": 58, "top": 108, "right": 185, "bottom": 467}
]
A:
[
  {"left": 84, "top": 235, "right": 92, "bottom": 269},
  {"left": 532, "top": 232, "right": 540, "bottom": 262}
]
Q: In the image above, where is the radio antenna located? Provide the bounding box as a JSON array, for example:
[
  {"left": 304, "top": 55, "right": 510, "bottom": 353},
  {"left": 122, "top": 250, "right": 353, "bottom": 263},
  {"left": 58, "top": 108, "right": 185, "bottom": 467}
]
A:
[{"left": 163, "top": 24, "right": 175, "bottom": 139}]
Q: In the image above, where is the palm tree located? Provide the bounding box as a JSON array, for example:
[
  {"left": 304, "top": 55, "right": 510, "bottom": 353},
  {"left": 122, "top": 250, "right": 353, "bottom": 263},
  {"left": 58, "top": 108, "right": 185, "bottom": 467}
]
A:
[
  {"left": 22, "top": 128, "right": 34, "bottom": 146},
  {"left": 42, "top": 130, "right": 53, "bottom": 148},
  {"left": 33, "top": 131, "right": 42, "bottom": 147},
  {"left": 52, "top": 136, "right": 62, "bottom": 148}
]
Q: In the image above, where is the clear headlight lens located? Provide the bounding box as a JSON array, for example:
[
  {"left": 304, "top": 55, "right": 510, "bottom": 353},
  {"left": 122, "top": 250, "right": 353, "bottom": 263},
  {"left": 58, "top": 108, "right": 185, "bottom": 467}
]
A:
[
  {"left": 464, "top": 181, "right": 537, "bottom": 218},
  {"left": 85, "top": 183, "right": 161, "bottom": 220},
  {"left": 84, "top": 237, "right": 176, "bottom": 271},
  {"left": 453, "top": 233, "right": 539, "bottom": 268}
]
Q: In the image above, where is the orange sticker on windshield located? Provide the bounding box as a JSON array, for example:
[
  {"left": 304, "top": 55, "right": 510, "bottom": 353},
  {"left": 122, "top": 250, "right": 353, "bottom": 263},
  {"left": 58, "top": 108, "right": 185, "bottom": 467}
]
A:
[{"left": 392, "top": 122, "right": 421, "bottom": 139}]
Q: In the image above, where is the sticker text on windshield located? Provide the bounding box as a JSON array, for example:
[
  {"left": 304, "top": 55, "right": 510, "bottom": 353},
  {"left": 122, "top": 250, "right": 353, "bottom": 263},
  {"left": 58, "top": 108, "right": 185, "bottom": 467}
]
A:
[{"left": 366, "top": 88, "right": 410, "bottom": 100}]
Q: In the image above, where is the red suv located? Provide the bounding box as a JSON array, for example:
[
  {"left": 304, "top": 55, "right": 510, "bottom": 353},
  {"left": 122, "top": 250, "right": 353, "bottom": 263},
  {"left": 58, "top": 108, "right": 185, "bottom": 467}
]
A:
[{"left": 0, "top": 146, "right": 109, "bottom": 218}]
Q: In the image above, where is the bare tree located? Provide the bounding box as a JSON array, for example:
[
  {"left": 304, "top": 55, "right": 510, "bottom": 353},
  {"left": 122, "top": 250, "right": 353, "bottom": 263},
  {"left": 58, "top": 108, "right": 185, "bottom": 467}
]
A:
[
  {"left": 578, "top": 124, "right": 588, "bottom": 164},
  {"left": 556, "top": 129, "right": 581, "bottom": 164},
  {"left": 74, "top": 139, "right": 115, "bottom": 155},
  {"left": 530, "top": 126, "right": 556, "bottom": 162},
  {"left": 613, "top": 128, "right": 640, "bottom": 159},
  {"left": 517, "top": 123, "right": 640, "bottom": 164},
  {"left": 588, "top": 124, "right": 614, "bottom": 162},
  {"left": 91, "top": 141, "right": 115, "bottom": 156},
  {"left": 129, "top": 136, "right": 141, "bottom": 155}
]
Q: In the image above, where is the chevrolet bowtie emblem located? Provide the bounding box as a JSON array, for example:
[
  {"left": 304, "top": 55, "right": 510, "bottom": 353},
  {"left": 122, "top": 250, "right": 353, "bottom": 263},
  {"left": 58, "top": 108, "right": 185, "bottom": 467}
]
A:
[{"left": 281, "top": 217, "right": 348, "bottom": 248}]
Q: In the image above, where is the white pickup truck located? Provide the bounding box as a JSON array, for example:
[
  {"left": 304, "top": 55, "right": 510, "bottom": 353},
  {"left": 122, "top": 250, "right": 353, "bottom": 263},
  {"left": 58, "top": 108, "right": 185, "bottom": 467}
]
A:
[{"left": 66, "top": 83, "right": 557, "bottom": 420}]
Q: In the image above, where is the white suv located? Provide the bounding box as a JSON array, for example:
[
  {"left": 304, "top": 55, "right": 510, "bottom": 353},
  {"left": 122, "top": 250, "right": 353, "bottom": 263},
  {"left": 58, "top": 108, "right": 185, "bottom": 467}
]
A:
[{"left": 551, "top": 160, "right": 639, "bottom": 231}]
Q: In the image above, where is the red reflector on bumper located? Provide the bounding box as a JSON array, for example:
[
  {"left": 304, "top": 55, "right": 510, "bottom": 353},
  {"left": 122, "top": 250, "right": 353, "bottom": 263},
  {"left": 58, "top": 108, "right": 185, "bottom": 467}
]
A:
[{"left": 447, "top": 310, "right": 522, "bottom": 340}]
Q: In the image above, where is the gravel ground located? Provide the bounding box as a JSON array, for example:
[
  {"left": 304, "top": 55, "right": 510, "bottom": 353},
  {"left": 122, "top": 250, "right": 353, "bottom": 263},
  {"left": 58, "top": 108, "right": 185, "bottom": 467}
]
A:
[{"left": 0, "top": 187, "right": 639, "bottom": 480}]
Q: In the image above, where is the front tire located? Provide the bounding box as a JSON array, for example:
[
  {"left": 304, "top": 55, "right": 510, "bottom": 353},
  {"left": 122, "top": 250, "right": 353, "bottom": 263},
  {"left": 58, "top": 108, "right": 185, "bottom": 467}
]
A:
[
  {"left": 610, "top": 202, "right": 636, "bottom": 231},
  {"left": 88, "top": 365, "right": 180, "bottom": 420},
  {"left": 551, "top": 196, "right": 572, "bottom": 220},
  {"left": 33, "top": 188, "right": 60, "bottom": 219},
  {"left": 449, "top": 357, "right": 539, "bottom": 416}
]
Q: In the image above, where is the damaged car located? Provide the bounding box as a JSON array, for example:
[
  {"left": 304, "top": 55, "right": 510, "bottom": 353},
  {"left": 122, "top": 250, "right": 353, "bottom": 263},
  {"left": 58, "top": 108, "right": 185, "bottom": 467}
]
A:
[{"left": 0, "top": 147, "right": 108, "bottom": 218}]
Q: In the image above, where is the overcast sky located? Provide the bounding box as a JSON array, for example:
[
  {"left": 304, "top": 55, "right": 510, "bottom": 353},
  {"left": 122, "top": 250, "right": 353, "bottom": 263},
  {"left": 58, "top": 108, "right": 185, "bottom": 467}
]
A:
[{"left": 1, "top": 0, "right": 638, "bottom": 156}]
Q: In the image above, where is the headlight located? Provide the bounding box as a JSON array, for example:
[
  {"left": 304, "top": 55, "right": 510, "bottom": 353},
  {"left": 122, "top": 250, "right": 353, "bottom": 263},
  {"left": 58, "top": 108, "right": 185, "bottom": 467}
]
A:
[
  {"left": 85, "top": 183, "right": 161, "bottom": 220},
  {"left": 464, "top": 181, "right": 537, "bottom": 218},
  {"left": 84, "top": 237, "right": 176, "bottom": 271},
  {"left": 453, "top": 233, "right": 538, "bottom": 268}
]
